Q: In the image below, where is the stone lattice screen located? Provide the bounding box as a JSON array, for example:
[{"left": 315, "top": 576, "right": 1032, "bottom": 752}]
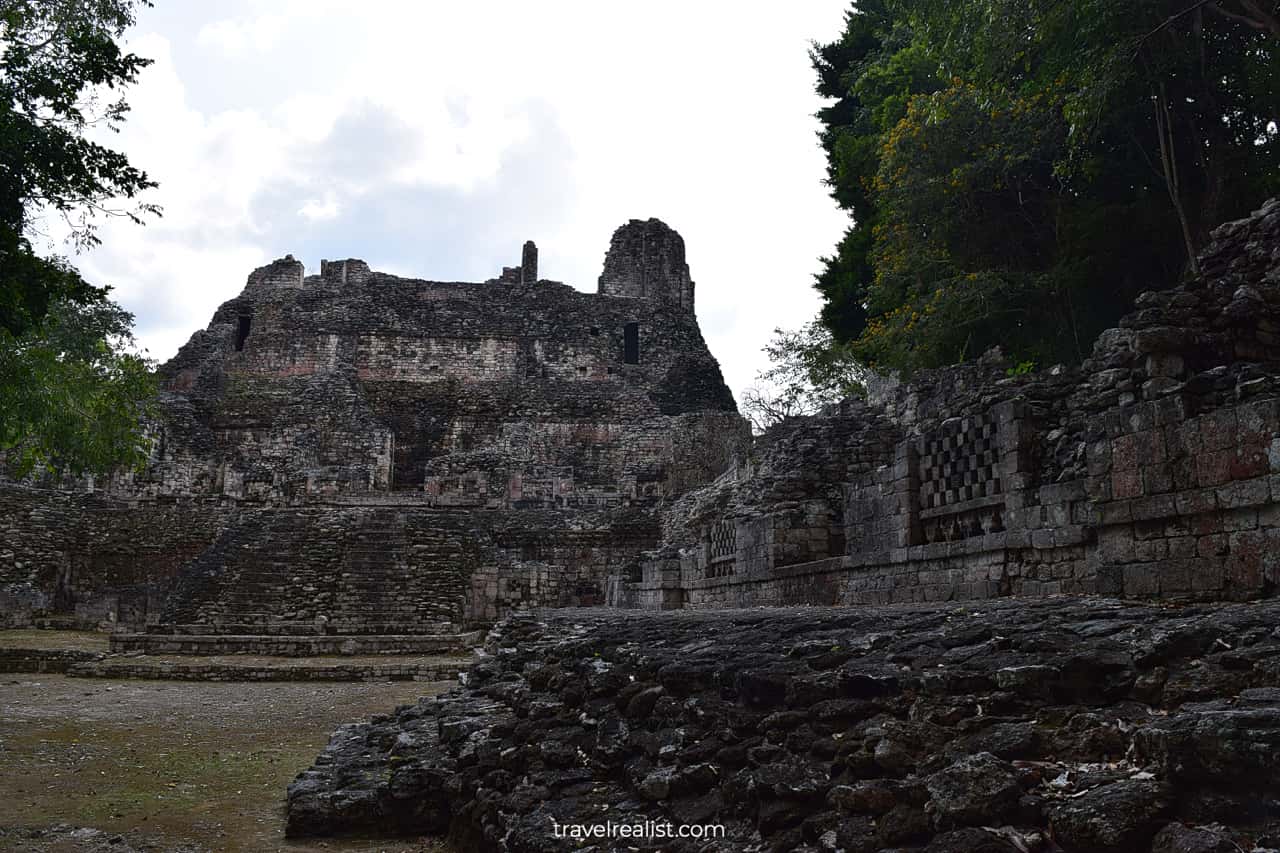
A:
[
  {"left": 706, "top": 519, "right": 736, "bottom": 578},
  {"left": 918, "top": 414, "right": 1003, "bottom": 508},
  {"left": 915, "top": 411, "right": 1009, "bottom": 544}
]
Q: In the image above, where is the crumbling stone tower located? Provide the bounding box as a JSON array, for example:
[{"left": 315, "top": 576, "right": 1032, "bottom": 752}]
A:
[{"left": 598, "top": 218, "right": 695, "bottom": 311}]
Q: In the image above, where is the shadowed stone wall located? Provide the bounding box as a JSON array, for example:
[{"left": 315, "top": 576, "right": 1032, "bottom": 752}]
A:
[{"left": 0, "top": 486, "right": 235, "bottom": 628}]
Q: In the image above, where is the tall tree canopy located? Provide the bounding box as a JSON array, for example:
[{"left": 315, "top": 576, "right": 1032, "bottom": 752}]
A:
[
  {"left": 1, "top": 0, "right": 158, "bottom": 476},
  {"left": 812, "top": 0, "right": 1280, "bottom": 372},
  {"left": 1, "top": 0, "right": 157, "bottom": 336}
]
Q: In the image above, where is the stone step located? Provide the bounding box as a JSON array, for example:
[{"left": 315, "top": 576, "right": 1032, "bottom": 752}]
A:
[
  {"left": 66, "top": 657, "right": 466, "bottom": 683},
  {"left": 209, "top": 604, "right": 463, "bottom": 618},
  {"left": 223, "top": 571, "right": 463, "bottom": 584},
  {"left": 110, "top": 631, "right": 483, "bottom": 656},
  {"left": 0, "top": 647, "right": 107, "bottom": 673},
  {"left": 149, "top": 621, "right": 459, "bottom": 636},
  {"left": 219, "top": 588, "right": 462, "bottom": 597},
  {"left": 159, "top": 511, "right": 476, "bottom": 629}
]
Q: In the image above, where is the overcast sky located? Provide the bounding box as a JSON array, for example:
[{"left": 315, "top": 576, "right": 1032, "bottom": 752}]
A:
[{"left": 70, "top": 1, "right": 851, "bottom": 402}]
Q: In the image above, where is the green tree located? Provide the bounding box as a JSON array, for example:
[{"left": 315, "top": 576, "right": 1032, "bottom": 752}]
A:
[
  {"left": 861, "top": 82, "right": 1079, "bottom": 368},
  {"left": 810, "top": 3, "right": 941, "bottom": 343},
  {"left": 810, "top": 0, "right": 1280, "bottom": 372},
  {"left": 1, "top": 0, "right": 158, "bottom": 336},
  {"left": 914, "top": 0, "right": 1280, "bottom": 267},
  {"left": 742, "top": 322, "right": 865, "bottom": 433},
  {"left": 1, "top": 0, "right": 160, "bottom": 476},
  {"left": 0, "top": 296, "right": 156, "bottom": 477}
]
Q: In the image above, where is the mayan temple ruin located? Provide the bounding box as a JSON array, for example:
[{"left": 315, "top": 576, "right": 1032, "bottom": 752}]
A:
[{"left": 0, "top": 218, "right": 750, "bottom": 654}]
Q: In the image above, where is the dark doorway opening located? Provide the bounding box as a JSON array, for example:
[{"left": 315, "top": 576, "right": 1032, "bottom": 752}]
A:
[
  {"left": 235, "top": 316, "right": 252, "bottom": 351},
  {"left": 623, "top": 322, "right": 639, "bottom": 364}
]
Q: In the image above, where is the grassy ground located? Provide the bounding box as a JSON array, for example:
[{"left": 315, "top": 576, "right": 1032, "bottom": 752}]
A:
[
  {"left": 0, "top": 630, "right": 109, "bottom": 652},
  {"left": 0, "top": 675, "right": 456, "bottom": 852}
]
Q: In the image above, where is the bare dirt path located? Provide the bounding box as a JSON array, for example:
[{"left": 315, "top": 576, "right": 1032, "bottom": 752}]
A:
[{"left": 0, "top": 675, "right": 455, "bottom": 852}]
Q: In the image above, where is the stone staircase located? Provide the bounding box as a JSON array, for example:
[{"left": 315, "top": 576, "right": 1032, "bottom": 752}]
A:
[{"left": 128, "top": 506, "right": 485, "bottom": 657}]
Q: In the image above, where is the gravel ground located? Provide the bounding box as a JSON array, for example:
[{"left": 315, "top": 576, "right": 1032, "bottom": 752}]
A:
[{"left": 0, "top": 675, "right": 457, "bottom": 852}]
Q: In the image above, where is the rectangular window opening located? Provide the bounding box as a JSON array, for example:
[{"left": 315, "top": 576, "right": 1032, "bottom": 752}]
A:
[
  {"left": 623, "top": 322, "right": 639, "bottom": 364},
  {"left": 235, "top": 316, "right": 252, "bottom": 351}
]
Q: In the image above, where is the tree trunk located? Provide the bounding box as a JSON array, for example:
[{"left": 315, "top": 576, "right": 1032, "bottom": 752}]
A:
[{"left": 1154, "top": 83, "right": 1202, "bottom": 278}]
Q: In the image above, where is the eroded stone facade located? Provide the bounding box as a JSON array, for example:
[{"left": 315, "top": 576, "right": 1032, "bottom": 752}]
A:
[
  {"left": 616, "top": 198, "right": 1280, "bottom": 610},
  {"left": 1, "top": 222, "right": 749, "bottom": 632}
]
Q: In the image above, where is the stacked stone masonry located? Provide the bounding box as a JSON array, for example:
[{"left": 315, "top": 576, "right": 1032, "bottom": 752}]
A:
[
  {"left": 1, "top": 221, "right": 749, "bottom": 640},
  {"left": 614, "top": 198, "right": 1280, "bottom": 611},
  {"left": 285, "top": 601, "right": 1280, "bottom": 850}
]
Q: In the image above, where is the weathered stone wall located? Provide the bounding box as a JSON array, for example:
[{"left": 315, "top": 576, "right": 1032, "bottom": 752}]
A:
[
  {"left": 0, "top": 485, "right": 664, "bottom": 631},
  {"left": 616, "top": 198, "right": 1280, "bottom": 610},
  {"left": 0, "top": 485, "right": 77, "bottom": 626},
  {"left": 1, "top": 223, "right": 749, "bottom": 632},
  {"left": 155, "top": 502, "right": 664, "bottom": 631},
  {"left": 0, "top": 485, "right": 234, "bottom": 628},
  {"left": 0, "top": 647, "right": 104, "bottom": 673}
]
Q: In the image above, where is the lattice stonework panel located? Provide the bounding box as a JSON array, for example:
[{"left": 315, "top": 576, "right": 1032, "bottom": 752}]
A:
[
  {"left": 918, "top": 414, "right": 1001, "bottom": 511},
  {"left": 707, "top": 519, "right": 737, "bottom": 578}
]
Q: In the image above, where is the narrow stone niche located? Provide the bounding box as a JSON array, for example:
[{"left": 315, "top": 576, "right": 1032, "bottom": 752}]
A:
[
  {"left": 624, "top": 322, "right": 639, "bottom": 364},
  {"left": 235, "top": 315, "right": 252, "bottom": 351}
]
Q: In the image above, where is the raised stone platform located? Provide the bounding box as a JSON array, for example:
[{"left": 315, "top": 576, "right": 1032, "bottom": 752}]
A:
[
  {"left": 145, "top": 619, "right": 460, "bottom": 635},
  {"left": 288, "top": 598, "right": 1280, "bottom": 851},
  {"left": 109, "top": 630, "right": 482, "bottom": 656},
  {"left": 66, "top": 655, "right": 466, "bottom": 682},
  {"left": 0, "top": 630, "right": 473, "bottom": 682},
  {"left": 0, "top": 647, "right": 106, "bottom": 673}
]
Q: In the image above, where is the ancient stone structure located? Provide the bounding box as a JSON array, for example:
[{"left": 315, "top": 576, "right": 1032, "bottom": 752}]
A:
[
  {"left": 613, "top": 198, "right": 1280, "bottom": 611},
  {"left": 598, "top": 218, "right": 696, "bottom": 311},
  {"left": 0, "top": 222, "right": 749, "bottom": 647},
  {"left": 287, "top": 599, "right": 1280, "bottom": 851},
  {"left": 282, "top": 200, "right": 1280, "bottom": 851}
]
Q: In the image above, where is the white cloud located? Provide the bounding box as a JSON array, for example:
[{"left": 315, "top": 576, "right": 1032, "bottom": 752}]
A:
[
  {"left": 196, "top": 14, "right": 287, "bottom": 55},
  {"left": 74, "top": 2, "right": 851, "bottom": 402},
  {"left": 298, "top": 193, "right": 341, "bottom": 222}
]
